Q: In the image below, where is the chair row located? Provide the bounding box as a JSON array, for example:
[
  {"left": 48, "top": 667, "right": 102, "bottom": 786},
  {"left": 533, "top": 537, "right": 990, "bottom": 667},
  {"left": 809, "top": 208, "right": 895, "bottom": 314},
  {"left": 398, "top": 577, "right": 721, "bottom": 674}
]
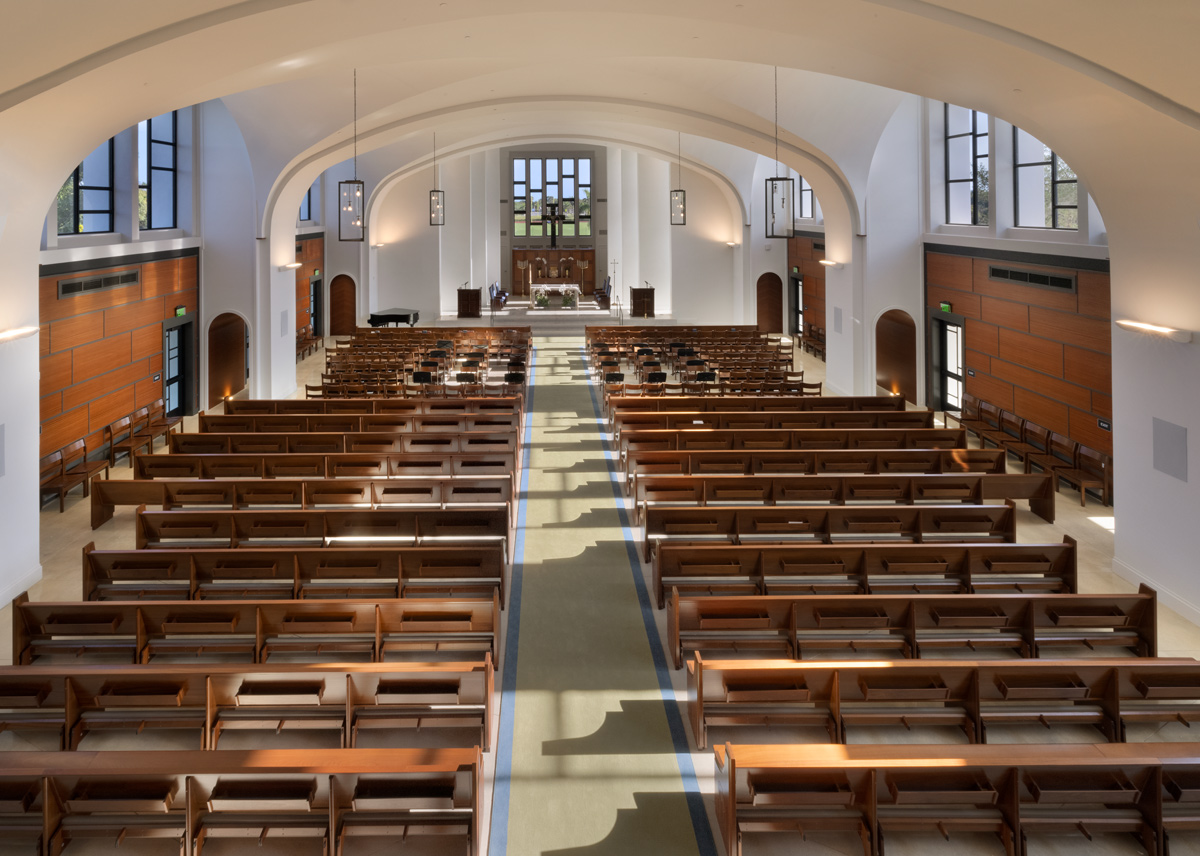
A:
[
  {"left": 199, "top": 411, "right": 520, "bottom": 434},
  {"left": 653, "top": 538, "right": 1078, "bottom": 607},
  {"left": 39, "top": 439, "right": 110, "bottom": 513},
  {"left": 168, "top": 430, "right": 518, "bottom": 456},
  {"left": 954, "top": 392, "right": 1112, "bottom": 506},
  {"left": 134, "top": 450, "right": 517, "bottom": 484},
  {"left": 612, "top": 408, "right": 931, "bottom": 438},
  {"left": 620, "top": 427, "right": 967, "bottom": 462},
  {"left": 224, "top": 396, "right": 523, "bottom": 416},
  {"left": 668, "top": 585, "right": 1159, "bottom": 668}
]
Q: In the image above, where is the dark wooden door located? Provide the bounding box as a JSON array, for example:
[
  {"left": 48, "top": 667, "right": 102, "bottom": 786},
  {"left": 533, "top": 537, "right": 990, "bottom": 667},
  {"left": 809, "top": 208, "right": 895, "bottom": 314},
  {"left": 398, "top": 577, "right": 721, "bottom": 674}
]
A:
[
  {"left": 756, "top": 273, "right": 783, "bottom": 333},
  {"left": 329, "top": 275, "right": 356, "bottom": 335},
  {"left": 207, "top": 313, "right": 245, "bottom": 408}
]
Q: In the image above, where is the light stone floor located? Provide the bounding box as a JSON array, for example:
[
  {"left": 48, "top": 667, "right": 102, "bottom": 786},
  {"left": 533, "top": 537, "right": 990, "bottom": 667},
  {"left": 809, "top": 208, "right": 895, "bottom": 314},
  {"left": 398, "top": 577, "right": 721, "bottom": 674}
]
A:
[{"left": 6, "top": 335, "right": 1200, "bottom": 856}]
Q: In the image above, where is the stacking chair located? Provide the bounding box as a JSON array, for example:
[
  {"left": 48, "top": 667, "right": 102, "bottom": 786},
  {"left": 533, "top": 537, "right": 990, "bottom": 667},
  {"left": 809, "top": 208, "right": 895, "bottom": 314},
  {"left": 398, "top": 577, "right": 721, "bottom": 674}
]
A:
[
  {"left": 40, "top": 450, "right": 88, "bottom": 513},
  {"left": 147, "top": 399, "right": 183, "bottom": 436},
  {"left": 62, "top": 439, "right": 109, "bottom": 489},
  {"left": 1027, "top": 431, "right": 1079, "bottom": 479},
  {"left": 1055, "top": 444, "right": 1113, "bottom": 506},
  {"left": 105, "top": 415, "right": 152, "bottom": 467},
  {"left": 1000, "top": 421, "right": 1050, "bottom": 471},
  {"left": 798, "top": 381, "right": 823, "bottom": 396}
]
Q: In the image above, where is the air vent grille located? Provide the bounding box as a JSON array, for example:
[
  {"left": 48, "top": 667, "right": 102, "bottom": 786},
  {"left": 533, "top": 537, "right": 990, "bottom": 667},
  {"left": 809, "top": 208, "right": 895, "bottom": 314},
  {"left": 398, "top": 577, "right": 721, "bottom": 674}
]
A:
[
  {"left": 58, "top": 269, "right": 139, "bottom": 298},
  {"left": 813, "top": 242, "right": 826, "bottom": 251},
  {"left": 988, "top": 265, "right": 1075, "bottom": 291}
]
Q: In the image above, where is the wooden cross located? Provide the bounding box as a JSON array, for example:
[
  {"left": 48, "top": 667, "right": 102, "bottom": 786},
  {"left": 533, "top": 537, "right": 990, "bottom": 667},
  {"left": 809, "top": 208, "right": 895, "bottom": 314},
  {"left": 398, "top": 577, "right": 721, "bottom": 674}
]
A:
[{"left": 544, "top": 202, "right": 566, "bottom": 248}]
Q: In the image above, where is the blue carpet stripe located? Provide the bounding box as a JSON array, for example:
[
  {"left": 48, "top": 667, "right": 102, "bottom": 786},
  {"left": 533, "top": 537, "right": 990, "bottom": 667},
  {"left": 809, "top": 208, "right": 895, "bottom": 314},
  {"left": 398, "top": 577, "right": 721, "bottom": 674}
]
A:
[
  {"left": 487, "top": 344, "right": 536, "bottom": 856},
  {"left": 582, "top": 348, "right": 719, "bottom": 856}
]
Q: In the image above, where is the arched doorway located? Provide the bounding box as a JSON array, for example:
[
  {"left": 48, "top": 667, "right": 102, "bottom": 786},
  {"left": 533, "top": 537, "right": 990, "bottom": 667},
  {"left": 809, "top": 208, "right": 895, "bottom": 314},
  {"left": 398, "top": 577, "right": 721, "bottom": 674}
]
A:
[
  {"left": 330, "top": 274, "right": 357, "bottom": 335},
  {"left": 208, "top": 313, "right": 248, "bottom": 408},
  {"left": 875, "top": 309, "right": 917, "bottom": 403},
  {"left": 755, "top": 272, "right": 783, "bottom": 333}
]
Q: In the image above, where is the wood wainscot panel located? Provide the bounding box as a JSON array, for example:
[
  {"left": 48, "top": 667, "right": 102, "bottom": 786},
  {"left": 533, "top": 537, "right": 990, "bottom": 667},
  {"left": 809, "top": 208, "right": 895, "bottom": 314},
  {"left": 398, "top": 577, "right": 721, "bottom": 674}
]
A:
[
  {"left": 997, "top": 328, "right": 1064, "bottom": 377},
  {"left": 990, "top": 359, "right": 1092, "bottom": 411},
  {"left": 40, "top": 406, "right": 89, "bottom": 457},
  {"left": 979, "top": 296, "right": 1030, "bottom": 332},
  {"left": 964, "top": 319, "right": 998, "bottom": 356},
  {"left": 40, "top": 393, "right": 62, "bottom": 422},
  {"left": 140, "top": 259, "right": 181, "bottom": 297},
  {"left": 50, "top": 312, "right": 104, "bottom": 352},
  {"left": 40, "top": 276, "right": 141, "bottom": 324},
  {"left": 178, "top": 257, "right": 198, "bottom": 291},
  {"left": 40, "top": 351, "right": 72, "bottom": 395},
  {"left": 168, "top": 291, "right": 198, "bottom": 319},
  {"left": 39, "top": 324, "right": 50, "bottom": 356},
  {"left": 1012, "top": 387, "right": 1070, "bottom": 436},
  {"left": 927, "top": 285, "right": 980, "bottom": 318},
  {"left": 971, "top": 259, "right": 1079, "bottom": 312},
  {"left": 926, "top": 253, "right": 973, "bottom": 290},
  {"left": 1069, "top": 407, "right": 1114, "bottom": 456},
  {"left": 1091, "top": 392, "right": 1112, "bottom": 419},
  {"left": 1029, "top": 307, "right": 1111, "bottom": 353},
  {"left": 1076, "top": 271, "right": 1111, "bottom": 319},
  {"left": 965, "top": 373, "right": 1014, "bottom": 410},
  {"left": 88, "top": 386, "right": 137, "bottom": 435},
  {"left": 62, "top": 359, "right": 149, "bottom": 412},
  {"left": 964, "top": 349, "right": 991, "bottom": 374},
  {"left": 150, "top": 352, "right": 163, "bottom": 375},
  {"left": 105, "top": 297, "right": 165, "bottom": 337},
  {"left": 72, "top": 334, "right": 132, "bottom": 383},
  {"left": 131, "top": 324, "right": 163, "bottom": 361},
  {"left": 136, "top": 376, "right": 161, "bottom": 409},
  {"left": 1064, "top": 345, "right": 1112, "bottom": 391}
]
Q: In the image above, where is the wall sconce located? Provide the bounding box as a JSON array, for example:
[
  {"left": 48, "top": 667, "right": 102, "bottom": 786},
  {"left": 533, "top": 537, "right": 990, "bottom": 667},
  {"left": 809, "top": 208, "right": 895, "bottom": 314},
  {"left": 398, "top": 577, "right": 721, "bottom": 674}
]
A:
[
  {"left": 0, "top": 326, "right": 39, "bottom": 344},
  {"left": 726, "top": 241, "right": 738, "bottom": 248},
  {"left": 1115, "top": 319, "right": 1192, "bottom": 343},
  {"left": 278, "top": 262, "right": 302, "bottom": 271},
  {"left": 818, "top": 259, "right": 844, "bottom": 270},
  {"left": 372, "top": 243, "right": 386, "bottom": 249}
]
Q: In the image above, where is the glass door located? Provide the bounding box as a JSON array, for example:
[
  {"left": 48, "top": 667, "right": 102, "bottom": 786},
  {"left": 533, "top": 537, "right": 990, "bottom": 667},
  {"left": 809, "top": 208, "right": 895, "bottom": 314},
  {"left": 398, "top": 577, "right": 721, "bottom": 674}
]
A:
[
  {"left": 164, "top": 326, "right": 183, "bottom": 416},
  {"left": 929, "top": 312, "right": 965, "bottom": 414}
]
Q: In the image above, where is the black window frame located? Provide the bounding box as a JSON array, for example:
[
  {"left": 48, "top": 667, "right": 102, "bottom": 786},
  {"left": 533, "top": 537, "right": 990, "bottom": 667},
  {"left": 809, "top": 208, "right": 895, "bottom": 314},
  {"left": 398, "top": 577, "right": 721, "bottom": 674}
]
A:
[
  {"left": 512, "top": 156, "right": 591, "bottom": 238},
  {"left": 1013, "top": 127, "right": 1078, "bottom": 230},
  {"left": 798, "top": 175, "right": 814, "bottom": 220},
  {"left": 139, "top": 110, "right": 178, "bottom": 231},
  {"left": 298, "top": 186, "right": 313, "bottom": 222},
  {"left": 58, "top": 138, "right": 115, "bottom": 235},
  {"left": 944, "top": 103, "right": 989, "bottom": 226}
]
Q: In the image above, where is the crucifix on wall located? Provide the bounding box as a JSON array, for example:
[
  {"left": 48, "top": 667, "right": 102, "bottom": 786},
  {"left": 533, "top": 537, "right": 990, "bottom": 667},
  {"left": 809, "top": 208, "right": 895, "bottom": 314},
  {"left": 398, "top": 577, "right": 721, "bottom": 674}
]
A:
[{"left": 543, "top": 202, "right": 566, "bottom": 248}]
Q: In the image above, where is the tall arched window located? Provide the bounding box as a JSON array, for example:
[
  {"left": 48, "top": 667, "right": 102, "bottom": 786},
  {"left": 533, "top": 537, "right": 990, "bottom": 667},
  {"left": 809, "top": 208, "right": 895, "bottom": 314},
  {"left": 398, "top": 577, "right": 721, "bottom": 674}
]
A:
[{"left": 1014, "top": 127, "right": 1078, "bottom": 230}]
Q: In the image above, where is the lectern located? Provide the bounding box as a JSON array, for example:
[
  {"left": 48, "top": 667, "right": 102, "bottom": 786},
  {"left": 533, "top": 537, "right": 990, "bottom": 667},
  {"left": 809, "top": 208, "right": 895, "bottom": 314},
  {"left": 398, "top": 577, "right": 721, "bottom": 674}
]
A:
[
  {"left": 457, "top": 287, "right": 482, "bottom": 318},
  {"left": 630, "top": 286, "right": 655, "bottom": 318}
]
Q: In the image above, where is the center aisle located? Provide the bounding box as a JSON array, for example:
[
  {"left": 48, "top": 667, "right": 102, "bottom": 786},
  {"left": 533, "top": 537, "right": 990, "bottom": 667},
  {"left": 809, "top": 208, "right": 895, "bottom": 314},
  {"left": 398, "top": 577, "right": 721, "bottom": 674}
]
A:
[{"left": 493, "top": 336, "right": 707, "bottom": 855}]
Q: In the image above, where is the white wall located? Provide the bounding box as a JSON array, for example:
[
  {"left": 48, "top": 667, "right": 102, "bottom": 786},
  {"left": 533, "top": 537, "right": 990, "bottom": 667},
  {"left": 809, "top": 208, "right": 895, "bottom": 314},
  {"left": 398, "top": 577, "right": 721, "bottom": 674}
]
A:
[
  {"left": 439, "top": 156, "right": 472, "bottom": 314},
  {"left": 372, "top": 168, "right": 441, "bottom": 315},
  {"left": 637, "top": 155, "right": 671, "bottom": 314},
  {"left": 619, "top": 150, "right": 641, "bottom": 310},
  {"left": 670, "top": 165, "right": 740, "bottom": 325}
]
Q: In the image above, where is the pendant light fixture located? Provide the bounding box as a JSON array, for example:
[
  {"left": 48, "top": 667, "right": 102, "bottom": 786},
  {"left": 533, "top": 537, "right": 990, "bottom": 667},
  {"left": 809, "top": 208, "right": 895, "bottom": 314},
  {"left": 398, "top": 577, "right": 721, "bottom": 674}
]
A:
[
  {"left": 670, "top": 132, "right": 686, "bottom": 226},
  {"left": 429, "top": 132, "right": 444, "bottom": 226},
  {"left": 765, "top": 66, "right": 794, "bottom": 239},
  {"left": 338, "top": 69, "right": 365, "bottom": 242}
]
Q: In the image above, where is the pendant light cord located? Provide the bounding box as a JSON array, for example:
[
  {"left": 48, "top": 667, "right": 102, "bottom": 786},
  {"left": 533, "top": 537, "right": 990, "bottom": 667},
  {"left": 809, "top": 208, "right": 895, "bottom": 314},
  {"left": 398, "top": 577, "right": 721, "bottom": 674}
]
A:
[
  {"left": 353, "top": 68, "right": 358, "bottom": 179},
  {"left": 774, "top": 65, "right": 780, "bottom": 178}
]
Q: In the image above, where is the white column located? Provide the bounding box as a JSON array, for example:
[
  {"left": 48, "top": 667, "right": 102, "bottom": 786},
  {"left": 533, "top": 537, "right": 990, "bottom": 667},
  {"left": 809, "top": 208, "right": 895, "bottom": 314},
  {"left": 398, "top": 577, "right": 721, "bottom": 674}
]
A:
[{"left": 637, "top": 154, "right": 671, "bottom": 315}]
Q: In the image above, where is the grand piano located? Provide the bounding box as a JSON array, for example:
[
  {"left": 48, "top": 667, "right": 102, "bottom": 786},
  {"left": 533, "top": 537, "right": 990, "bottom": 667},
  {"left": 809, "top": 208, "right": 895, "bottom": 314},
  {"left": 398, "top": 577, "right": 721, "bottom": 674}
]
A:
[{"left": 368, "top": 307, "right": 420, "bottom": 327}]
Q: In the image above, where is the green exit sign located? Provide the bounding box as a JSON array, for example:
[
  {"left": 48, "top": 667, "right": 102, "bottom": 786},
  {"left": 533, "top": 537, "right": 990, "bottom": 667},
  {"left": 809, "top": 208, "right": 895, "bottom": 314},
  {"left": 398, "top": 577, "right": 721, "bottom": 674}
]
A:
[
  {"left": 175, "top": 306, "right": 186, "bottom": 317},
  {"left": 939, "top": 301, "right": 952, "bottom": 313}
]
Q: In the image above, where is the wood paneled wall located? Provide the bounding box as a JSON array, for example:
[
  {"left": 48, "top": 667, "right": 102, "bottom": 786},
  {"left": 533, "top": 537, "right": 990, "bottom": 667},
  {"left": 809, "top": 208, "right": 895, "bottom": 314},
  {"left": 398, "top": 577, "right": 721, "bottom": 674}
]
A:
[
  {"left": 787, "top": 236, "right": 826, "bottom": 333},
  {"left": 925, "top": 248, "right": 1112, "bottom": 455},
  {"left": 295, "top": 233, "right": 324, "bottom": 333},
  {"left": 39, "top": 252, "right": 199, "bottom": 456}
]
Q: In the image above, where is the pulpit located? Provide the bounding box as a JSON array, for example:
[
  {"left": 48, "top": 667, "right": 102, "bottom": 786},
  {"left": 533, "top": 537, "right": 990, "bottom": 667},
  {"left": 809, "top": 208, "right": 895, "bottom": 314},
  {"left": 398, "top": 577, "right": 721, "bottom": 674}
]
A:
[
  {"left": 457, "top": 287, "right": 482, "bottom": 318},
  {"left": 630, "top": 286, "right": 655, "bottom": 318}
]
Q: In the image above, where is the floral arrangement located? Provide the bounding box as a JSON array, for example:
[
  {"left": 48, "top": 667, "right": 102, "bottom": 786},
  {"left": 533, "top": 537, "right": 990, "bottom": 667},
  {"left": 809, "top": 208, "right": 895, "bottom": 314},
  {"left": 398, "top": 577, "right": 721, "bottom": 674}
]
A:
[
  {"left": 532, "top": 287, "right": 550, "bottom": 309},
  {"left": 561, "top": 289, "right": 577, "bottom": 308}
]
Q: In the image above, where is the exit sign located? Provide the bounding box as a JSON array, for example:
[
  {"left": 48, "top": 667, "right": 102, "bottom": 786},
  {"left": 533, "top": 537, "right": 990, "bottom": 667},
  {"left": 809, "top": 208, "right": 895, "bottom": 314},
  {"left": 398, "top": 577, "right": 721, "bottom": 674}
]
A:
[
  {"left": 939, "top": 301, "right": 952, "bottom": 313},
  {"left": 175, "top": 306, "right": 186, "bottom": 317}
]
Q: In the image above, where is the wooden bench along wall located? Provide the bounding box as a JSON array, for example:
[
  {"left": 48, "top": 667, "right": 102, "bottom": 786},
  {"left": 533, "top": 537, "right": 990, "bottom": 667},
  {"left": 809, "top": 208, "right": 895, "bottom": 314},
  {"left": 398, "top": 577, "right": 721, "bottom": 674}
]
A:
[
  {"left": 198, "top": 412, "right": 520, "bottom": 434},
  {"left": 652, "top": 537, "right": 1078, "bottom": 607},
  {"left": 667, "top": 586, "right": 1158, "bottom": 668},
  {"left": 687, "top": 654, "right": 1200, "bottom": 749},
  {"left": 643, "top": 502, "right": 1020, "bottom": 562},
  {"left": 12, "top": 592, "right": 501, "bottom": 667},
  {"left": 714, "top": 741, "right": 1200, "bottom": 856},
  {"left": 612, "top": 409, "right": 932, "bottom": 437},
  {"left": 133, "top": 506, "right": 511, "bottom": 557},
  {"left": 0, "top": 746, "right": 482, "bottom": 856},
  {"left": 91, "top": 476, "right": 515, "bottom": 530},
  {"left": 624, "top": 448, "right": 1006, "bottom": 493},
  {"left": 136, "top": 451, "right": 517, "bottom": 484},
  {"left": 620, "top": 428, "right": 968, "bottom": 462},
  {"left": 84, "top": 542, "right": 510, "bottom": 606},
  {"left": 224, "top": 396, "right": 522, "bottom": 416},
  {"left": 168, "top": 431, "right": 518, "bottom": 456},
  {"left": 633, "top": 471, "right": 1057, "bottom": 524},
  {"left": 0, "top": 659, "right": 492, "bottom": 751}
]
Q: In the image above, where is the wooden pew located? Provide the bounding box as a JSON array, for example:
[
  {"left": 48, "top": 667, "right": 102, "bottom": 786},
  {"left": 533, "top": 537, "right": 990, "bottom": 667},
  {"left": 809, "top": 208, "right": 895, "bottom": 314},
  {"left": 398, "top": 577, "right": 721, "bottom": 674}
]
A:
[
  {"left": 613, "top": 409, "right": 932, "bottom": 437},
  {"left": 91, "top": 476, "right": 514, "bottom": 529},
  {"left": 687, "top": 655, "right": 1200, "bottom": 749},
  {"left": 653, "top": 537, "right": 1078, "bottom": 607},
  {"left": 0, "top": 659, "right": 492, "bottom": 751},
  {"left": 633, "top": 472, "right": 1057, "bottom": 524},
  {"left": 620, "top": 428, "right": 968, "bottom": 463},
  {"left": 624, "top": 448, "right": 1006, "bottom": 492},
  {"left": 12, "top": 592, "right": 501, "bottom": 667},
  {"left": 133, "top": 506, "right": 510, "bottom": 555},
  {"left": 168, "top": 430, "right": 518, "bottom": 456},
  {"left": 712, "top": 742, "right": 1198, "bottom": 856},
  {"left": 666, "top": 585, "right": 1158, "bottom": 668},
  {"left": 225, "top": 396, "right": 522, "bottom": 416},
  {"left": 84, "top": 542, "right": 509, "bottom": 606},
  {"left": 608, "top": 394, "right": 907, "bottom": 416},
  {"left": 0, "top": 747, "right": 482, "bottom": 856},
  {"left": 643, "top": 502, "right": 1019, "bottom": 562},
  {"left": 199, "top": 412, "right": 520, "bottom": 433},
  {"left": 135, "top": 451, "right": 517, "bottom": 484}
]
